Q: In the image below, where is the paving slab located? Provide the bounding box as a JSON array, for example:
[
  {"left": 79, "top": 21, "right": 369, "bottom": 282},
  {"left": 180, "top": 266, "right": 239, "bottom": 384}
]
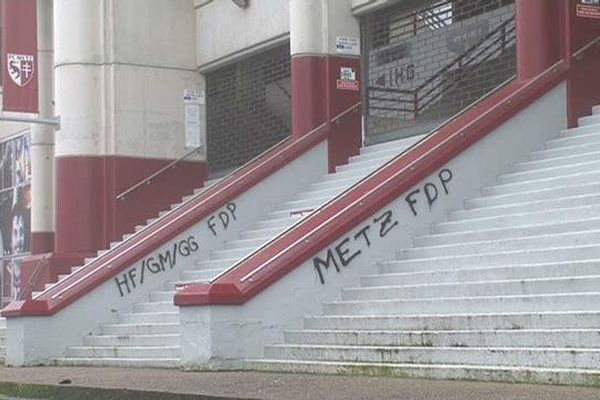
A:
[{"left": 1, "top": 366, "right": 600, "bottom": 400}]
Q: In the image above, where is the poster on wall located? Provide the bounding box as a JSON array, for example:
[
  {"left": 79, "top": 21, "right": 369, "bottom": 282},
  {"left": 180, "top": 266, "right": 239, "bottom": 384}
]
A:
[{"left": 0, "top": 133, "right": 31, "bottom": 307}]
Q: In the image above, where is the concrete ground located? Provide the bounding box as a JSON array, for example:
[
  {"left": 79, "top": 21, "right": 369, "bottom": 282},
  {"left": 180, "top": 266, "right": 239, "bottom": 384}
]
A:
[{"left": 1, "top": 366, "right": 600, "bottom": 400}]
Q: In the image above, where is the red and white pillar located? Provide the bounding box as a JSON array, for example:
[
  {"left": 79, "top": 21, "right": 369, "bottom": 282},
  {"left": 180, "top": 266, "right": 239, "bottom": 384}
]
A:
[
  {"left": 29, "top": 0, "right": 55, "bottom": 255},
  {"left": 290, "top": 0, "right": 362, "bottom": 172},
  {"left": 53, "top": 0, "right": 205, "bottom": 259}
]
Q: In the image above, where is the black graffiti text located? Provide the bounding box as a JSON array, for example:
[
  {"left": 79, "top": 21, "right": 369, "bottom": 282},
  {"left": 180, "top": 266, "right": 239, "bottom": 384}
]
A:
[
  {"left": 405, "top": 169, "right": 453, "bottom": 217},
  {"left": 207, "top": 203, "right": 237, "bottom": 236},
  {"left": 115, "top": 235, "right": 200, "bottom": 297},
  {"left": 313, "top": 210, "right": 399, "bottom": 285}
]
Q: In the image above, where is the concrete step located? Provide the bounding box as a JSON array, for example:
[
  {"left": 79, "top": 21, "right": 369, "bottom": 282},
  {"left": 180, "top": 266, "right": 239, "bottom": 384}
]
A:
[
  {"left": 363, "top": 260, "right": 600, "bottom": 287},
  {"left": 223, "top": 237, "right": 269, "bottom": 250},
  {"left": 55, "top": 357, "right": 179, "bottom": 368},
  {"left": 246, "top": 359, "right": 600, "bottom": 386},
  {"left": 593, "top": 105, "right": 600, "bottom": 115},
  {"left": 84, "top": 334, "right": 180, "bottom": 347},
  {"left": 277, "top": 196, "right": 331, "bottom": 213},
  {"left": 196, "top": 258, "right": 238, "bottom": 271},
  {"left": 466, "top": 181, "right": 600, "bottom": 209},
  {"left": 436, "top": 204, "right": 600, "bottom": 233},
  {"left": 284, "top": 329, "right": 600, "bottom": 349},
  {"left": 101, "top": 323, "right": 180, "bottom": 336},
  {"left": 360, "top": 135, "right": 425, "bottom": 155},
  {"left": 67, "top": 346, "right": 180, "bottom": 359},
  {"left": 335, "top": 154, "right": 395, "bottom": 174},
  {"left": 383, "top": 244, "right": 600, "bottom": 273},
  {"left": 308, "top": 172, "right": 366, "bottom": 191},
  {"left": 179, "top": 268, "right": 226, "bottom": 282},
  {"left": 254, "top": 217, "right": 295, "bottom": 231},
  {"left": 403, "top": 229, "right": 600, "bottom": 259},
  {"left": 579, "top": 114, "right": 600, "bottom": 127},
  {"left": 149, "top": 291, "right": 176, "bottom": 302},
  {"left": 547, "top": 128, "right": 600, "bottom": 148},
  {"left": 294, "top": 184, "right": 351, "bottom": 201},
  {"left": 119, "top": 312, "right": 179, "bottom": 324},
  {"left": 342, "top": 275, "right": 600, "bottom": 301},
  {"left": 304, "top": 311, "right": 600, "bottom": 332},
  {"left": 264, "top": 344, "right": 600, "bottom": 369},
  {"left": 481, "top": 169, "right": 600, "bottom": 196},
  {"left": 133, "top": 302, "right": 178, "bottom": 314},
  {"left": 240, "top": 226, "right": 287, "bottom": 240},
  {"left": 512, "top": 149, "right": 600, "bottom": 172},
  {"left": 422, "top": 217, "right": 600, "bottom": 246},
  {"left": 210, "top": 246, "right": 255, "bottom": 261},
  {"left": 497, "top": 159, "right": 600, "bottom": 184},
  {"left": 323, "top": 292, "right": 600, "bottom": 316},
  {"left": 534, "top": 140, "right": 600, "bottom": 162}
]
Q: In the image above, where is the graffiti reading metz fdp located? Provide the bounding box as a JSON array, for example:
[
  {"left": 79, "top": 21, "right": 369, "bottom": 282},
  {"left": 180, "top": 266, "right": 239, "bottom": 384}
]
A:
[{"left": 313, "top": 168, "right": 453, "bottom": 285}]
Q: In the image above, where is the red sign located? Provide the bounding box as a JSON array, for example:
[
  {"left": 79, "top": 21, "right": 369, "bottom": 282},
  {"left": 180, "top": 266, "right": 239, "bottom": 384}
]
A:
[
  {"left": 336, "top": 80, "right": 360, "bottom": 91},
  {"left": 577, "top": 4, "right": 600, "bottom": 19},
  {"left": 1, "top": 0, "right": 38, "bottom": 113}
]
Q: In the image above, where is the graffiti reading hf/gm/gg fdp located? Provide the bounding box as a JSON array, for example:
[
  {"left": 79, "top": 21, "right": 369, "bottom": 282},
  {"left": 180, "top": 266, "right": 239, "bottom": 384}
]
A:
[
  {"left": 312, "top": 168, "right": 454, "bottom": 285},
  {"left": 208, "top": 203, "right": 237, "bottom": 236},
  {"left": 313, "top": 209, "right": 399, "bottom": 285},
  {"left": 115, "top": 236, "right": 199, "bottom": 297}
]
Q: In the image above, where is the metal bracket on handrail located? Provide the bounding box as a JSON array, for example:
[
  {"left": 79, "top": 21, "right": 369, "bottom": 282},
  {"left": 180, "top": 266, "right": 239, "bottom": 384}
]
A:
[
  {"left": 572, "top": 34, "right": 600, "bottom": 61},
  {"left": 116, "top": 146, "right": 204, "bottom": 201}
]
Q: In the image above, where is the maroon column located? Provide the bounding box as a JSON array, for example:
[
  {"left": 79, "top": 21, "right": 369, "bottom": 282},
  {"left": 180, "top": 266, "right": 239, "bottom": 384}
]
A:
[
  {"left": 291, "top": 54, "right": 362, "bottom": 172},
  {"left": 516, "top": 0, "right": 563, "bottom": 81}
]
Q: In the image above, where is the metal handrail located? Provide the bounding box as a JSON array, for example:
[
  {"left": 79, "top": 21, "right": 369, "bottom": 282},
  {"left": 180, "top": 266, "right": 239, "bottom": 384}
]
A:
[
  {"left": 367, "top": 17, "right": 515, "bottom": 117},
  {"left": 202, "top": 101, "right": 361, "bottom": 285},
  {"left": 237, "top": 73, "right": 519, "bottom": 284},
  {"left": 572, "top": 34, "right": 600, "bottom": 61},
  {"left": 18, "top": 254, "right": 49, "bottom": 301},
  {"left": 116, "top": 145, "right": 204, "bottom": 201}
]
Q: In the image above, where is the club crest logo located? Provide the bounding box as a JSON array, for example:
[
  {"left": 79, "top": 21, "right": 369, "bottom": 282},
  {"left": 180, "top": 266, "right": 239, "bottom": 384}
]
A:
[{"left": 7, "top": 53, "right": 35, "bottom": 87}]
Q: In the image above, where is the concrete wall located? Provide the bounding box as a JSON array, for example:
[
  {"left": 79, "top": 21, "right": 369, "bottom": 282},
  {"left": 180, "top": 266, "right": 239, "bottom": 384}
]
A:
[
  {"left": 195, "top": 0, "right": 290, "bottom": 71},
  {"left": 6, "top": 141, "right": 329, "bottom": 366},
  {"left": 179, "top": 82, "right": 567, "bottom": 369},
  {"left": 55, "top": 0, "right": 202, "bottom": 160}
]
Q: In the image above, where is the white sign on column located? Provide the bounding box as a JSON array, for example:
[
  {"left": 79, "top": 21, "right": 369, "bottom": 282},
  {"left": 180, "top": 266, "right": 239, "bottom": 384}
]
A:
[{"left": 184, "top": 89, "right": 205, "bottom": 148}]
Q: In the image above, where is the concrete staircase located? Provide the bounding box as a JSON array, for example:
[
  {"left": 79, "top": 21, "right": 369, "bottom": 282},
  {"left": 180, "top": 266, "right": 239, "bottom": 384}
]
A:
[
  {"left": 0, "top": 317, "right": 5, "bottom": 364},
  {"left": 53, "top": 135, "right": 424, "bottom": 368},
  {"left": 248, "top": 107, "right": 600, "bottom": 385}
]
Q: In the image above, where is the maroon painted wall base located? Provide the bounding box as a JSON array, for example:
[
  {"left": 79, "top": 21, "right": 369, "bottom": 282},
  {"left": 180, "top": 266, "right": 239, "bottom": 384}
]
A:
[
  {"left": 30, "top": 232, "right": 55, "bottom": 255},
  {"left": 55, "top": 155, "right": 207, "bottom": 255}
]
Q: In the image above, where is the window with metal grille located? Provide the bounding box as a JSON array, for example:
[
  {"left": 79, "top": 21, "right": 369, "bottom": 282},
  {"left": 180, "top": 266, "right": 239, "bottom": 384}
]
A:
[
  {"left": 205, "top": 42, "right": 291, "bottom": 175},
  {"left": 363, "top": 0, "right": 516, "bottom": 144}
]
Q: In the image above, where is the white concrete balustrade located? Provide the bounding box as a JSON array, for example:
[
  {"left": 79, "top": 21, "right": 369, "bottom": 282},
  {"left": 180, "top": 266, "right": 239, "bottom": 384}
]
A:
[{"left": 248, "top": 105, "right": 600, "bottom": 385}]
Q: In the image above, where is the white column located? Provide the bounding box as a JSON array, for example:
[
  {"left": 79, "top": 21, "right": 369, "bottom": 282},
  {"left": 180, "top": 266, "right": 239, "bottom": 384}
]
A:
[{"left": 29, "top": 0, "right": 54, "bottom": 251}]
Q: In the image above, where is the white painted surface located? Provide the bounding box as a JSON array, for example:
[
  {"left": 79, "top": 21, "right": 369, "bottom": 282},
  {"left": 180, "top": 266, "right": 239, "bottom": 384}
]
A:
[
  {"left": 30, "top": 0, "right": 55, "bottom": 234},
  {"left": 245, "top": 104, "right": 600, "bottom": 385},
  {"left": 6, "top": 143, "right": 328, "bottom": 366},
  {"left": 54, "top": 0, "right": 202, "bottom": 160},
  {"left": 195, "top": 0, "right": 290, "bottom": 70},
  {"left": 52, "top": 136, "right": 421, "bottom": 367},
  {"left": 179, "top": 83, "right": 567, "bottom": 369},
  {"left": 290, "top": 0, "right": 360, "bottom": 56}
]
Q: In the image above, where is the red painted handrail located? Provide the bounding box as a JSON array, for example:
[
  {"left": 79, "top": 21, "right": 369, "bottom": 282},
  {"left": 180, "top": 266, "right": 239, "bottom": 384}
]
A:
[
  {"left": 2, "top": 102, "right": 360, "bottom": 318},
  {"left": 175, "top": 60, "right": 568, "bottom": 307}
]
